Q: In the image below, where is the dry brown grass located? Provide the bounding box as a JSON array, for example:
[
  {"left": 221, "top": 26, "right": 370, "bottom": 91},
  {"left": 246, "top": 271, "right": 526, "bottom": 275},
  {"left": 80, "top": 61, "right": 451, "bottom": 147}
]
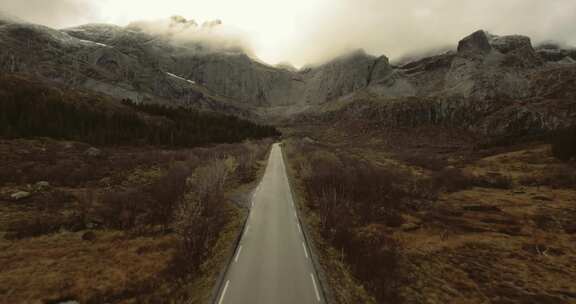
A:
[
  {"left": 0, "top": 137, "right": 273, "bottom": 303},
  {"left": 0, "top": 231, "right": 177, "bottom": 303},
  {"left": 283, "top": 125, "right": 576, "bottom": 304}
]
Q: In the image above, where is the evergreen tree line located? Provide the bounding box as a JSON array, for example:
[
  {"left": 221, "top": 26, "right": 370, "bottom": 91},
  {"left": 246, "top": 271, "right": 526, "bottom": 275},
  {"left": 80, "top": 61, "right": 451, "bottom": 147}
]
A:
[{"left": 0, "top": 76, "right": 280, "bottom": 146}]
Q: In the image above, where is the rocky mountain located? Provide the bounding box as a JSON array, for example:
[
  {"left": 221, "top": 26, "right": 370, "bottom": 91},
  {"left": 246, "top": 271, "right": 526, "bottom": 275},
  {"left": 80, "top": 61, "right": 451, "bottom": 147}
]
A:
[
  {"left": 0, "top": 15, "right": 394, "bottom": 112},
  {"left": 293, "top": 30, "right": 576, "bottom": 139},
  {"left": 0, "top": 13, "right": 575, "bottom": 138},
  {"left": 0, "top": 17, "right": 257, "bottom": 117}
]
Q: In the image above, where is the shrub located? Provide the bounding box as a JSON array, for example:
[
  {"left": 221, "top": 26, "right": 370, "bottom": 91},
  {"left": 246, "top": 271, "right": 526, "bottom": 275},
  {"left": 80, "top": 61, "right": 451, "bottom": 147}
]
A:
[
  {"left": 168, "top": 160, "right": 232, "bottom": 276},
  {"left": 98, "top": 188, "right": 150, "bottom": 229},
  {"left": 5, "top": 212, "right": 83, "bottom": 239},
  {"left": 349, "top": 224, "right": 402, "bottom": 303},
  {"left": 145, "top": 163, "right": 191, "bottom": 228},
  {"left": 5, "top": 214, "right": 62, "bottom": 239},
  {"left": 403, "top": 153, "right": 448, "bottom": 171},
  {"left": 432, "top": 167, "right": 476, "bottom": 192},
  {"left": 551, "top": 127, "right": 576, "bottom": 161},
  {"left": 520, "top": 166, "right": 576, "bottom": 188},
  {"left": 170, "top": 195, "right": 208, "bottom": 275},
  {"left": 471, "top": 172, "right": 513, "bottom": 189},
  {"left": 288, "top": 140, "right": 448, "bottom": 303}
]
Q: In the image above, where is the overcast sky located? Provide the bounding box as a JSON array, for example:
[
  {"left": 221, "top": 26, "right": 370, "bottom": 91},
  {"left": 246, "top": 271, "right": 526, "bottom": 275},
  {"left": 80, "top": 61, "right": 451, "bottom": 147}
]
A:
[{"left": 2, "top": 0, "right": 576, "bottom": 66}]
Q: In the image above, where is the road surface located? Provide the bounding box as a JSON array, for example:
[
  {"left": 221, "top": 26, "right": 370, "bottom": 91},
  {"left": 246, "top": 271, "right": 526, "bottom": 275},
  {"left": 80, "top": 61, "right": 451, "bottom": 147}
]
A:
[{"left": 216, "top": 143, "right": 323, "bottom": 304}]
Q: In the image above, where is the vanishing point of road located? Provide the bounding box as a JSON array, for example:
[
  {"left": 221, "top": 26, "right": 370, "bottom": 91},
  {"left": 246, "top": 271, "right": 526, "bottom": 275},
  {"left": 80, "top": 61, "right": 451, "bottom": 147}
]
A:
[{"left": 216, "top": 143, "right": 324, "bottom": 304}]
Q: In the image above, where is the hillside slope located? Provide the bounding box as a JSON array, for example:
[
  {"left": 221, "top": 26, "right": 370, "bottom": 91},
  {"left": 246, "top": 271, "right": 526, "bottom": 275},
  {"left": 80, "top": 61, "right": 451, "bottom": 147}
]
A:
[{"left": 0, "top": 74, "right": 279, "bottom": 146}]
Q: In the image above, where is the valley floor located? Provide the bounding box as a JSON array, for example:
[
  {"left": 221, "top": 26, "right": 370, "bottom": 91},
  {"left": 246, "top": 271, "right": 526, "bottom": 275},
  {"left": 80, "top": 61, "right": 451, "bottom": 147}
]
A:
[
  {"left": 0, "top": 137, "right": 272, "bottom": 303},
  {"left": 283, "top": 124, "right": 576, "bottom": 304}
]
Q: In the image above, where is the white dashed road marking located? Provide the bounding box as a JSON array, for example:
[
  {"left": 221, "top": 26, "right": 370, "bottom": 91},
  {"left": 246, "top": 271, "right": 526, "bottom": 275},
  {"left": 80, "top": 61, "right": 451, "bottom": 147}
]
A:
[
  {"left": 310, "top": 273, "right": 321, "bottom": 302},
  {"left": 218, "top": 280, "right": 230, "bottom": 304},
  {"left": 234, "top": 246, "right": 243, "bottom": 263}
]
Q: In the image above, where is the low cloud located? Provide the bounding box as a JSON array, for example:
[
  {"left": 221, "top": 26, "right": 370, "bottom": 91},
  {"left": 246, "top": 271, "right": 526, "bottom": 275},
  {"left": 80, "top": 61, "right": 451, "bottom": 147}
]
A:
[
  {"left": 128, "top": 16, "right": 254, "bottom": 55},
  {"left": 2, "top": 0, "right": 576, "bottom": 66},
  {"left": 1, "top": 0, "right": 100, "bottom": 28},
  {"left": 282, "top": 0, "right": 576, "bottom": 66}
]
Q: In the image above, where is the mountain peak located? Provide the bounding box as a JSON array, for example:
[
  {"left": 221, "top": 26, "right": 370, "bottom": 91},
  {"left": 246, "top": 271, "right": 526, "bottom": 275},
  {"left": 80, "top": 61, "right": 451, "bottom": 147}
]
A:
[{"left": 457, "top": 30, "right": 492, "bottom": 54}]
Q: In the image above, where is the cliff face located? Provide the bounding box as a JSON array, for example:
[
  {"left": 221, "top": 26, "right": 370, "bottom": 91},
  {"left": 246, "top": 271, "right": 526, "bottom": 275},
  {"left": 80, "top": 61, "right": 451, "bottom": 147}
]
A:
[
  {"left": 0, "top": 17, "right": 396, "bottom": 111},
  {"left": 0, "top": 14, "right": 574, "bottom": 138},
  {"left": 149, "top": 48, "right": 392, "bottom": 107},
  {"left": 296, "top": 30, "right": 576, "bottom": 138},
  {"left": 0, "top": 21, "right": 258, "bottom": 117}
]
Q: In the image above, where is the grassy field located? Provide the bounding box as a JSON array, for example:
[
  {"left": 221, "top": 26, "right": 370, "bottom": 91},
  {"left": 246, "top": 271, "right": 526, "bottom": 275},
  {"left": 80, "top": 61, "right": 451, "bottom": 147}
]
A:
[
  {"left": 0, "top": 137, "right": 273, "bottom": 303},
  {"left": 282, "top": 124, "right": 576, "bottom": 304}
]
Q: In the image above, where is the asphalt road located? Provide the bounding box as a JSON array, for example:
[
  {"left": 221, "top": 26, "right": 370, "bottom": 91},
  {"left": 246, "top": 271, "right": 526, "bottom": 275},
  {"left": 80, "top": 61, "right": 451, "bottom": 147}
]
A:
[{"left": 216, "top": 143, "right": 323, "bottom": 304}]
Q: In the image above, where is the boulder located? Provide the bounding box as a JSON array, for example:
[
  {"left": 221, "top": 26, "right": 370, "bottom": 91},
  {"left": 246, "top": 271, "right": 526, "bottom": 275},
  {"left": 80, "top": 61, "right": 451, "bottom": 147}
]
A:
[
  {"left": 84, "top": 147, "right": 102, "bottom": 157},
  {"left": 490, "top": 34, "right": 542, "bottom": 67},
  {"left": 457, "top": 30, "right": 492, "bottom": 54},
  {"left": 11, "top": 191, "right": 31, "bottom": 200},
  {"left": 537, "top": 48, "right": 568, "bottom": 62},
  {"left": 490, "top": 35, "right": 533, "bottom": 54},
  {"left": 86, "top": 221, "right": 103, "bottom": 229},
  {"left": 34, "top": 181, "right": 50, "bottom": 191}
]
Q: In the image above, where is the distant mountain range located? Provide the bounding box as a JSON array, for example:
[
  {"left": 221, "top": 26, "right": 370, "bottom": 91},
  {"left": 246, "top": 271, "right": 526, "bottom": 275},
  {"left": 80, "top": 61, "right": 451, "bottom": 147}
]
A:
[{"left": 0, "top": 14, "right": 575, "bottom": 138}]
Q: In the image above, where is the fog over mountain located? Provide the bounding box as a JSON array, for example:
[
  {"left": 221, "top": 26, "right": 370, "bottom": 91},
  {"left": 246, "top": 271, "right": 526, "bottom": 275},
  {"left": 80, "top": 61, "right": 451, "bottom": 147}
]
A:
[{"left": 2, "top": 0, "right": 576, "bottom": 66}]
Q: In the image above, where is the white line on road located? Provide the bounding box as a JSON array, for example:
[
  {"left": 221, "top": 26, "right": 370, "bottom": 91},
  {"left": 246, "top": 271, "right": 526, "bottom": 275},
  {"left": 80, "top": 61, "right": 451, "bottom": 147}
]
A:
[
  {"left": 302, "top": 242, "right": 309, "bottom": 259},
  {"left": 218, "top": 280, "right": 230, "bottom": 304},
  {"left": 234, "top": 246, "right": 243, "bottom": 263},
  {"left": 294, "top": 210, "right": 298, "bottom": 219},
  {"left": 310, "top": 273, "right": 321, "bottom": 302},
  {"left": 243, "top": 225, "right": 250, "bottom": 238},
  {"left": 298, "top": 224, "right": 303, "bottom": 236}
]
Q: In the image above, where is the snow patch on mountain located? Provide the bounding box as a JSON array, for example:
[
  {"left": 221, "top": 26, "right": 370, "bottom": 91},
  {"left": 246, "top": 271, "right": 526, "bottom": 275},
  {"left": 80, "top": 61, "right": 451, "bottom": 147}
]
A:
[
  {"left": 166, "top": 72, "right": 196, "bottom": 84},
  {"left": 78, "top": 39, "right": 110, "bottom": 48}
]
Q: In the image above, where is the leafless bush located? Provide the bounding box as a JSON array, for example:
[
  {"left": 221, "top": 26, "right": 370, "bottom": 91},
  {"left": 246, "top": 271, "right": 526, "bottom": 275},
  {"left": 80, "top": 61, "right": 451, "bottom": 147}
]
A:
[
  {"left": 189, "top": 158, "right": 233, "bottom": 196},
  {"left": 432, "top": 167, "right": 476, "bottom": 192},
  {"left": 403, "top": 153, "right": 448, "bottom": 171},
  {"left": 519, "top": 165, "right": 576, "bottom": 188},
  {"left": 170, "top": 194, "right": 207, "bottom": 275},
  {"left": 145, "top": 162, "right": 191, "bottom": 228},
  {"left": 98, "top": 188, "right": 150, "bottom": 229},
  {"left": 5, "top": 210, "right": 86, "bottom": 239},
  {"left": 474, "top": 172, "right": 513, "bottom": 189},
  {"left": 288, "top": 141, "right": 427, "bottom": 303},
  {"left": 168, "top": 159, "right": 234, "bottom": 276},
  {"left": 349, "top": 224, "right": 402, "bottom": 303},
  {"left": 304, "top": 153, "right": 424, "bottom": 229},
  {"left": 236, "top": 142, "right": 260, "bottom": 182},
  {"left": 5, "top": 214, "right": 64, "bottom": 239}
]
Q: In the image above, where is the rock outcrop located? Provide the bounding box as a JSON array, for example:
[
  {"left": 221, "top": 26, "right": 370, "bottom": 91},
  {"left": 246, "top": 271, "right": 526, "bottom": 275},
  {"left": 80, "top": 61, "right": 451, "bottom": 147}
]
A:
[
  {"left": 295, "top": 30, "right": 576, "bottom": 139},
  {"left": 536, "top": 43, "right": 576, "bottom": 63},
  {"left": 11, "top": 191, "right": 31, "bottom": 200},
  {"left": 457, "top": 30, "right": 493, "bottom": 54}
]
